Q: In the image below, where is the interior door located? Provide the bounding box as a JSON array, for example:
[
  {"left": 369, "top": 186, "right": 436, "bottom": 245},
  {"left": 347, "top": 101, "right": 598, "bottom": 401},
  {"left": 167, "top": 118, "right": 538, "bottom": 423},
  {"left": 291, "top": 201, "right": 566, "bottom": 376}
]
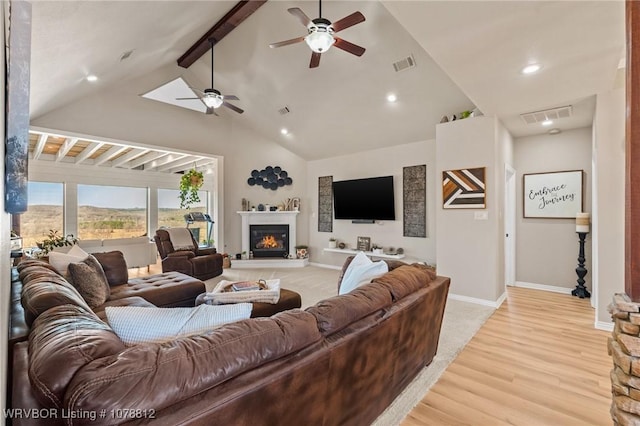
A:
[{"left": 504, "top": 165, "right": 517, "bottom": 286}]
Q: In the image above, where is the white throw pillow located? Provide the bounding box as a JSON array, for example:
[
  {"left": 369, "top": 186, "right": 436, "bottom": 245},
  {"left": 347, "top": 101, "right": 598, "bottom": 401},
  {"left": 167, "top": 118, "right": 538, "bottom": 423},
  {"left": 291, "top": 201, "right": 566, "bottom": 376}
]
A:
[
  {"left": 105, "top": 303, "right": 253, "bottom": 346},
  {"left": 49, "top": 245, "right": 90, "bottom": 277},
  {"left": 339, "top": 251, "right": 389, "bottom": 295}
]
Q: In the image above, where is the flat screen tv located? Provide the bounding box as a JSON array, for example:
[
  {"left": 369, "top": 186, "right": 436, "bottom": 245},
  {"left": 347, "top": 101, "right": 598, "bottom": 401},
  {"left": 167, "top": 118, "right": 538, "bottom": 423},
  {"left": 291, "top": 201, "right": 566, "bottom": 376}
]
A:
[{"left": 332, "top": 176, "right": 396, "bottom": 221}]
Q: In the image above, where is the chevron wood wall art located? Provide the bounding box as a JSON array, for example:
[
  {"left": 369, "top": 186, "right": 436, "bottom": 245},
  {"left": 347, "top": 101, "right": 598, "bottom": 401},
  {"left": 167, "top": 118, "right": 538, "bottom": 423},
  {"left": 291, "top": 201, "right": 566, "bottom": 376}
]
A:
[{"left": 442, "top": 167, "right": 486, "bottom": 209}]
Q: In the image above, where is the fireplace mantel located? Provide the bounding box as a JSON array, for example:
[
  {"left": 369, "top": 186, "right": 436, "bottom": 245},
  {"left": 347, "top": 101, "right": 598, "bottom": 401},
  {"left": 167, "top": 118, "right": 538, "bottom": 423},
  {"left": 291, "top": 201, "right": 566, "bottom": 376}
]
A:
[{"left": 238, "top": 211, "right": 299, "bottom": 258}]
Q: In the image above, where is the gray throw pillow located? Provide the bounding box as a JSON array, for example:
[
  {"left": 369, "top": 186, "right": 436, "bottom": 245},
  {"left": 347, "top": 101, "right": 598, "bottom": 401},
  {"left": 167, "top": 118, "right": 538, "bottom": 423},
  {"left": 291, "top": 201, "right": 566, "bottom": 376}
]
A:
[{"left": 68, "top": 255, "right": 110, "bottom": 309}]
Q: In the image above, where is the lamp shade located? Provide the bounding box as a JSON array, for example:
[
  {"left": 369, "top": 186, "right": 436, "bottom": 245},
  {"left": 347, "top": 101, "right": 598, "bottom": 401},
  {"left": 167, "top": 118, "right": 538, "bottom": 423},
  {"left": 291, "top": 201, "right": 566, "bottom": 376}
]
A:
[
  {"left": 305, "top": 31, "right": 335, "bottom": 53},
  {"left": 576, "top": 212, "right": 590, "bottom": 233},
  {"left": 203, "top": 94, "right": 223, "bottom": 109}
]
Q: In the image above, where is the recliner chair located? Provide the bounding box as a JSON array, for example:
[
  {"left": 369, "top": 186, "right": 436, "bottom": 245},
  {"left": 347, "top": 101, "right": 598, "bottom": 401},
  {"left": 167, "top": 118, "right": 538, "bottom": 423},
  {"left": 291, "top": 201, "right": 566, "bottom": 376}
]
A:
[{"left": 154, "top": 228, "right": 223, "bottom": 281}]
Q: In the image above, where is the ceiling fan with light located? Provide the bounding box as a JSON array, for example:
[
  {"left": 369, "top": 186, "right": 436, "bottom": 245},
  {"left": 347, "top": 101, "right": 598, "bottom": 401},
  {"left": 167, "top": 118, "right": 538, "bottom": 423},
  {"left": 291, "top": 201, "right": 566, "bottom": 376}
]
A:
[
  {"left": 269, "top": 0, "right": 366, "bottom": 68},
  {"left": 177, "top": 40, "right": 243, "bottom": 115}
]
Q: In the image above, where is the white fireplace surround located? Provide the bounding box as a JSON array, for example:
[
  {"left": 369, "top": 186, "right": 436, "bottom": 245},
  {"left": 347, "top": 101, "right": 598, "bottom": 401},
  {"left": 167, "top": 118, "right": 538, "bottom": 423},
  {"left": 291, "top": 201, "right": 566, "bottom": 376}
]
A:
[{"left": 238, "top": 211, "right": 299, "bottom": 258}]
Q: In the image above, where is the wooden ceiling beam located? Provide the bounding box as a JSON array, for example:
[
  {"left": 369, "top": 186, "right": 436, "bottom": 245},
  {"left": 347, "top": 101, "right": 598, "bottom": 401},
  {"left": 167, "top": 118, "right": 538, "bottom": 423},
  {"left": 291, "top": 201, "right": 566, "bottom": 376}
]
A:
[
  {"left": 177, "top": 0, "right": 268, "bottom": 68},
  {"left": 56, "top": 138, "right": 78, "bottom": 162},
  {"left": 74, "top": 141, "right": 104, "bottom": 164},
  {"left": 32, "top": 133, "right": 48, "bottom": 160}
]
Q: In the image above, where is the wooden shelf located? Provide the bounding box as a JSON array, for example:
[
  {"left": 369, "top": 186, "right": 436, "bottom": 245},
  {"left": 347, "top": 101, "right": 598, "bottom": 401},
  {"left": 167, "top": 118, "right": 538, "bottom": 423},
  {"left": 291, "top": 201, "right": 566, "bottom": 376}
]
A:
[{"left": 323, "top": 248, "right": 405, "bottom": 260}]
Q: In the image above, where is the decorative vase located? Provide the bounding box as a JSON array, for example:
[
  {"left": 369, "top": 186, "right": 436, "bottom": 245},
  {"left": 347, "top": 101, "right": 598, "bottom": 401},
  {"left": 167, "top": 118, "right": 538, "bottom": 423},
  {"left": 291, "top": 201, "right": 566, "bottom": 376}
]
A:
[
  {"left": 329, "top": 240, "right": 337, "bottom": 249},
  {"left": 296, "top": 248, "right": 308, "bottom": 259}
]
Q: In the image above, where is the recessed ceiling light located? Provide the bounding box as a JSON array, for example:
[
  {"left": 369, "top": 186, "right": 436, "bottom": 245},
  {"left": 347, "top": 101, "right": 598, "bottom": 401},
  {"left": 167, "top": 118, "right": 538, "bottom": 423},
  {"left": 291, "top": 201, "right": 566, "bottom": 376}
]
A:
[
  {"left": 387, "top": 93, "right": 397, "bottom": 103},
  {"left": 549, "top": 128, "right": 561, "bottom": 135},
  {"left": 521, "top": 64, "right": 541, "bottom": 75},
  {"left": 280, "top": 128, "right": 289, "bottom": 135},
  {"left": 86, "top": 75, "right": 98, "bottom": 82},
  {"left": 542, "top": 119, "right": 553, "bottom": 126}
]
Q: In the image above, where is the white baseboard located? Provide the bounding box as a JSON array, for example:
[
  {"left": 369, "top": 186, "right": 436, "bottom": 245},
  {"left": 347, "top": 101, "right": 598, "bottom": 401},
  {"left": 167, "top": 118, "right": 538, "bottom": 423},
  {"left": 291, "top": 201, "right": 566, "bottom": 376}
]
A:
[
  {"left": 448, "top": 293, "right": 501, "bottom": 309},
  {"left": 595, "top": 321, "right": 614, "bottom": 332},
  {"left": 495, "top": 291, "right": 507, "bottom": 308},
  {"left": 514, "top": 281, "right": 573, "bottom": 295},
  {"left": 309, "top": 262, "right": 342, "bottom": 270}
]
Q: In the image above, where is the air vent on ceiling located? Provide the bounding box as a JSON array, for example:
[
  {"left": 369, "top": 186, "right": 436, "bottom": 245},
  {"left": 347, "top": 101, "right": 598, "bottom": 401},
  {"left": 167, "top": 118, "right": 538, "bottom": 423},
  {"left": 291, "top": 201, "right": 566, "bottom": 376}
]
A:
[
  {"left": 120, "top": 50, "right": 134, "bottom": 61},
  {"left": 278, "top": 106, "right": 290, "bottom": 115},
  {"left": 520, "top": 105, "right": 573, "bottom": 125},
  {"left": 392, "top": 55, "right": 416, "bottom": 73}
]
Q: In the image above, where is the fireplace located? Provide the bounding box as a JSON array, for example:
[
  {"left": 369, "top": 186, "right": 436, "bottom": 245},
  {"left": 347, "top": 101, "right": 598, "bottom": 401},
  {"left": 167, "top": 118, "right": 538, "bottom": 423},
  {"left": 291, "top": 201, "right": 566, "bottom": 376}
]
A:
[{"left": 250, "top": 224, "right": 289, "bottom": 258}]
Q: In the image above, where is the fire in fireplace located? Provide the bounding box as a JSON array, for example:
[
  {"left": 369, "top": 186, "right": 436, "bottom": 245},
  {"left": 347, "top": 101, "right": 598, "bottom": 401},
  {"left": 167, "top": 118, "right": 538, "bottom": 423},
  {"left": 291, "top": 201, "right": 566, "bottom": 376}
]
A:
[{"left": 250, "top": 224, "right": 289, "bottom": 258}]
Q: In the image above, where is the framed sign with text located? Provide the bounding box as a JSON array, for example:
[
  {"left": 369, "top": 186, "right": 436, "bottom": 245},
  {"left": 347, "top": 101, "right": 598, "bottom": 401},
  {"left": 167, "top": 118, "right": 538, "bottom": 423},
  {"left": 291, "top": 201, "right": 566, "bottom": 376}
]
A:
[{"left": 523, "top": 170, "right": 584, "bottom": 218}]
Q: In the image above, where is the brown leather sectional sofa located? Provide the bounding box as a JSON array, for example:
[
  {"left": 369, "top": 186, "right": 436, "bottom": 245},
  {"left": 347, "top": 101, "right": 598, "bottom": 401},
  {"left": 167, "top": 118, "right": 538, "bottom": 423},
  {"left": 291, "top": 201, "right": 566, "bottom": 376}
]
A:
[{"left": 10, "top": 258, "right": 450, "bottom": 426}]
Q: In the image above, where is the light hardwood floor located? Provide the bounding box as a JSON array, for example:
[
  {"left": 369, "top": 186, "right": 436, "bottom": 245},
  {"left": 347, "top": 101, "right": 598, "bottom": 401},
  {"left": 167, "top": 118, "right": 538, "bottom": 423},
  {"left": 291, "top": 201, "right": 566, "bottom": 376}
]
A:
[{"left": 402, "top": 287, "right": 612, "bottom": 426}]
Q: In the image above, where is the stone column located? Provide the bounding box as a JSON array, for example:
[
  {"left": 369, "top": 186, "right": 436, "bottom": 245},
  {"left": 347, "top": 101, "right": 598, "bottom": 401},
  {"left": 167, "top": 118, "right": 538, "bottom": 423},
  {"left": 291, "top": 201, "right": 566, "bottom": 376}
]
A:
[{"left": 609, "top": 293, "right": 640, "bottom": 425}]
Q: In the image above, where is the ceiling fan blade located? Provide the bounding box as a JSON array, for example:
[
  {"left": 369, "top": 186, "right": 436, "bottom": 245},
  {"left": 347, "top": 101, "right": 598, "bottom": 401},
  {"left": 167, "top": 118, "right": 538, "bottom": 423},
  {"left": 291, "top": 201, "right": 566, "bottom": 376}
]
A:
[
  {"left": 287, "top": 7, "right": 312, "bottom": 27},
  {"left": 334, "top": 37, "right": 366, "bottom": 57},
  {"left": 332, "top": 11, "right": 366, "bottom": 33},
  {"left": 205, "top": 107, "right": 219, "bottom": 116},
  {"left": 224, "top": 95, "right": 239, "bottom": 101},
  {"left": 310, "top": 52, "right": 321, "bottom": 68},
  {"left": 223, "top": 101, "right": 244, "bottom": 114},
  {"left": 269, "top": 36, "right": 305, "bottom": 49},
  {"left": 176, "top": 97, "right": 200, "bottom": 100}
]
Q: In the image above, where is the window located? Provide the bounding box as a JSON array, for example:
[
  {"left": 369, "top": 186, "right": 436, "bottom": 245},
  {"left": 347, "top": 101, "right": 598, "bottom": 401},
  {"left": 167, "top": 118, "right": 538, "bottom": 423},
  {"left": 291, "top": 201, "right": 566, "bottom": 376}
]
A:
[
  {"left": 77, "top": 184, "right": 147, "bottom": 240},
  {"left": 158, "top": 189, "right": 210, "bottom": 245},
  {"left": 20, "top": 182, "right": 64, "bottom": 248}
]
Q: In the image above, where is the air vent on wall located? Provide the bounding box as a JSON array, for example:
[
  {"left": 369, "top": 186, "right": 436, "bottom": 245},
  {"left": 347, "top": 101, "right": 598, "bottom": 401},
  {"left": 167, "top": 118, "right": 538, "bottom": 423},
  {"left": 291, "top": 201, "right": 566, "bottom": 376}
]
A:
[
  {"left": 392, "top": 54, "right": 416, "bottom": 72},
  {"left": 278, "top": 106, "right": 290, "bottom": 115},
  {"left": 520, "top": 105, "right": 572, "bottom": 125}
]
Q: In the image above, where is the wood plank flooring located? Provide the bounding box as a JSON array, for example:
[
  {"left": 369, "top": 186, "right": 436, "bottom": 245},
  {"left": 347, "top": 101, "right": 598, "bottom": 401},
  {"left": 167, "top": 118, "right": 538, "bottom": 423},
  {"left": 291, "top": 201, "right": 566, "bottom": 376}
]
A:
[{"left": 402, "top": 287, "right": 612, "bottom": 426}]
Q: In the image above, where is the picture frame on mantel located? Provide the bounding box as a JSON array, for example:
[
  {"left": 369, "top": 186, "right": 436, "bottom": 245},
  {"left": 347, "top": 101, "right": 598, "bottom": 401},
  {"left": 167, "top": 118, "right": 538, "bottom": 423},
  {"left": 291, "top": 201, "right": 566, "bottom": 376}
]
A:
[{"left": 523, "top": 170, "right": 584, "bottom": 218}]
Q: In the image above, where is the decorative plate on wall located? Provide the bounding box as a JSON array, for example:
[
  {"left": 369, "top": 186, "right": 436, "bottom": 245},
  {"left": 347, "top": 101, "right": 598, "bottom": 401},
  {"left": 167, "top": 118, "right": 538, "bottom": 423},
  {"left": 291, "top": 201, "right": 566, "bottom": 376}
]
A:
[{"left": 247, "top": 166, "right": 293, "bottom": 190}]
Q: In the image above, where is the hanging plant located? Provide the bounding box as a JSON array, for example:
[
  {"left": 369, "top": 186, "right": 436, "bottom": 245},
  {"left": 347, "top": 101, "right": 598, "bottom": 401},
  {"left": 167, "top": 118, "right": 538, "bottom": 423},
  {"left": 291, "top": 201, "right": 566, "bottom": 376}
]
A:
[{"left": 179, "top": 169, "right": 204, "bottom": 209}]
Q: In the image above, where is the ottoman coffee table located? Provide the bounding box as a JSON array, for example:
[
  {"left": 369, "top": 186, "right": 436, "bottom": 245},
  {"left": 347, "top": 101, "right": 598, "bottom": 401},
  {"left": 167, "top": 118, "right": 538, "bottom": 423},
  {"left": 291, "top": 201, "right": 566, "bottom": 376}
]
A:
[{"left": 194, "top": 286, "right": 301, "bottom": 318}]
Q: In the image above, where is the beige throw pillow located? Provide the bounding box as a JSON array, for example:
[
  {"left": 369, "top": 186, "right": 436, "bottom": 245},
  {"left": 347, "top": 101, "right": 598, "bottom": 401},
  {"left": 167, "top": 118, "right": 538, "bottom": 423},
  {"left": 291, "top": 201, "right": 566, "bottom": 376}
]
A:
[{"left": 68, "top": 255, "right": 110, "bottom": 309}]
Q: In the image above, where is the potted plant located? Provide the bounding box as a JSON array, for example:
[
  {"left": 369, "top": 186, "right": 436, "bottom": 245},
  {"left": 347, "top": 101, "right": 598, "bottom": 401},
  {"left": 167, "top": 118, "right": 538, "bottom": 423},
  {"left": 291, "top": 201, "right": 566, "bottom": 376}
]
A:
[
  {"left": 328, "top": 237, "right": 337, "bottom": 249},
  {"left": 295, "top": 245, "right": 308, "bottom": 259},
  {"left": 36, "top": 229, "right": 78, "bottom": 256},
  {"left": 179, "top": 169, "right": 204, "bottom": 209}
]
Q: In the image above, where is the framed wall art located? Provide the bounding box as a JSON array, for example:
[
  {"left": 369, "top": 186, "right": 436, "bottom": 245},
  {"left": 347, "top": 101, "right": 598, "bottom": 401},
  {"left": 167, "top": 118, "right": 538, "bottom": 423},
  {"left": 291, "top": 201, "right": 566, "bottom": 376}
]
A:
[
  {"left": 4, "top": 2, "right": 32, "bottom": 214},
  {"left": 442, "top": 167, "right": 486, "bottom": 209},
  {"left": 523, "top": 170, "right": 583, "bottom": 218}
]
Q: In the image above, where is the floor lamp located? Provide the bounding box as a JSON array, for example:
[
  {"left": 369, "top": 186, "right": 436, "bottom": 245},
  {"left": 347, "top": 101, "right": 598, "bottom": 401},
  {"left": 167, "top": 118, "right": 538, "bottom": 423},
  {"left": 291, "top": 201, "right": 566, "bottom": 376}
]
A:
[{"left": 572, "top": 212, "right": 591, "bottom": 298}]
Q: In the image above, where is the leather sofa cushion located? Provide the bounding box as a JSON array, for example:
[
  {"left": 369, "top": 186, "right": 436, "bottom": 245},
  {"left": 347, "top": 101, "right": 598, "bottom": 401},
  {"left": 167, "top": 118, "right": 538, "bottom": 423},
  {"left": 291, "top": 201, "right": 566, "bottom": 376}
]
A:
[
  {"left": 17, "top": 259, "right": 61, "bottom": 277},
  {"left": 372, "top": 264, "right": 437, "bottom": 301},
  {"left": 21, "top": 273, "right": 92, "bottom": 326},
  {"left": 109, "top": 272, "right": 205, "bottom": 307},
  {"left": 28, "top": 304, "right": 125, "bottom": 409},
  {"left": 306, "top": 283, "right": 392, "bottom": 336},
  {"left": 92, "top": 250, "right": 129, "bottom": 286},
  {"left": 64, "top": 310, "right": 321, "bottom": 416}
]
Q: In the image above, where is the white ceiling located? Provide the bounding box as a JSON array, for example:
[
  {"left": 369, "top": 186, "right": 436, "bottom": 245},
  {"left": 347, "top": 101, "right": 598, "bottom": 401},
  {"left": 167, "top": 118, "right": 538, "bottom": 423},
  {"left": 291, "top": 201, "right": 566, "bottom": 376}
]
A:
[{"left": 29, "top": 1, "right": 625, "bottom": 161}]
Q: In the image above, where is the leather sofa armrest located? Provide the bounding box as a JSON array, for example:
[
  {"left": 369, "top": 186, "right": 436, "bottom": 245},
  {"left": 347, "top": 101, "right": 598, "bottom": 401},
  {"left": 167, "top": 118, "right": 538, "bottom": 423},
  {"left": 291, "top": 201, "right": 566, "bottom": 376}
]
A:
[
  {"left": 196, "top": 247, "right": 217, "bottom": 256},
  {"left": 167, "top": 251, "right": 195, "bottom": 259}
]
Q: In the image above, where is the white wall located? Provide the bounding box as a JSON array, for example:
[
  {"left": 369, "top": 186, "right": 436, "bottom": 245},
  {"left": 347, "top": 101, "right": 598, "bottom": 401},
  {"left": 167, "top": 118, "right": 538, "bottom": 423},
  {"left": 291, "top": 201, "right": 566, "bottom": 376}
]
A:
[
  {"left": 514, "top": 127, "right": 592, "bottom": 292},
  {"left": 593, "top": 88, "right": 625, "bottom": 326},
  {"left": 307, "top": 140, "right": 437, "bottom": 268},
  {"left": 436, "top": 116, "right": 508, "bottom": 304},
  {"left": 30, "top": 66, "right": 308, "bottom": 257}
]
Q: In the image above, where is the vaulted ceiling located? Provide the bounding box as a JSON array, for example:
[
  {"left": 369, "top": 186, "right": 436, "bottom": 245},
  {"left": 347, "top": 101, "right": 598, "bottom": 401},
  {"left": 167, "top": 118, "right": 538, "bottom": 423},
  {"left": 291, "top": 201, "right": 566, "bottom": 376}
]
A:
[{"left": 29, "top": 1, "right": 624, "bottom": 161}]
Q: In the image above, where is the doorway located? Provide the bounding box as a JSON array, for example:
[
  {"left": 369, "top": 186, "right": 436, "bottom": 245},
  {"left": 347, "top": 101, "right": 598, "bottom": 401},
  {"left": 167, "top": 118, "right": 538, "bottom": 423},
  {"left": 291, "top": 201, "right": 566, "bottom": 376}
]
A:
[{"left": 504, "top": 165, "right": 517, "bottom": 287}]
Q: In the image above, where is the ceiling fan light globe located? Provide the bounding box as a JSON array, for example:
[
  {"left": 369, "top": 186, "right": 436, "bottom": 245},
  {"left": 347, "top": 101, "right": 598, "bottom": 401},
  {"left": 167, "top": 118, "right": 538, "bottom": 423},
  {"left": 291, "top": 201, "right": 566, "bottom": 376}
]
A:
[
  {"left": 305, "top": 30, "right": 335, "bottom": 53},
  {"left": 203, "top": 93, "right": 224, "bottom": 109}
]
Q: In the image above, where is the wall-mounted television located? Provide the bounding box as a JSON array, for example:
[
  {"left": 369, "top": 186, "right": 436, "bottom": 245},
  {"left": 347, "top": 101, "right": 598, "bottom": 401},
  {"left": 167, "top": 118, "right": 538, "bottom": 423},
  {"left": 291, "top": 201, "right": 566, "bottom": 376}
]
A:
[{"left": 332, "top": 176, "right": 396, "bottom": 222}]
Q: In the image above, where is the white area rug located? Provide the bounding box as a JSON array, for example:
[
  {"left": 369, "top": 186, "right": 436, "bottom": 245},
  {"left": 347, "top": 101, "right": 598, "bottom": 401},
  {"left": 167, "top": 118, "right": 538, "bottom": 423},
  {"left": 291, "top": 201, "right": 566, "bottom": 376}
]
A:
[{"left": 206, "top": 266, "right": 495, "bottom": 425}]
